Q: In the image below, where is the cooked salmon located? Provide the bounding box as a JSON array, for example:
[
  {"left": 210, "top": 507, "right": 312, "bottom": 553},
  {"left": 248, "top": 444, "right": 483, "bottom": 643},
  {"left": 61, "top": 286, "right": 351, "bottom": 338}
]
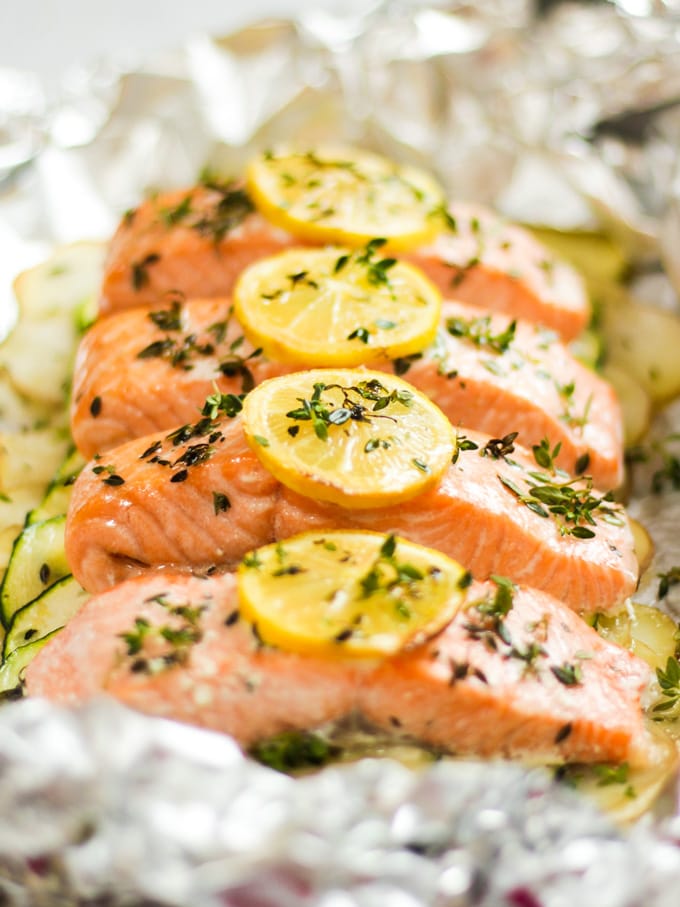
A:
[
  {"left": 100, "top": 189, "right": 588, "bottom": 344},
  {"left": 71, "top": 297, "right": 623, "bottom": 489},
  {"left": 23, "top": 571, "right": 653, "bottom": 766},
  {"left": 99, "top": 185, "right": 295, "bottom": 317},
  {"left": 65, "top": 412, "right": 637, "bottom": 612},
  {"left": 406, "top": 202, "right": 590, "bottom": 341}
]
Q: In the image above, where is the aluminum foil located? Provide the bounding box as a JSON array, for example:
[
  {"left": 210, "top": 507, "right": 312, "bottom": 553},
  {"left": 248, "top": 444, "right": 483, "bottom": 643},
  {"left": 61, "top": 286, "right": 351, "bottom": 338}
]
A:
[{"left": 3, "top": 1, "right": 680, "bottom": 903}]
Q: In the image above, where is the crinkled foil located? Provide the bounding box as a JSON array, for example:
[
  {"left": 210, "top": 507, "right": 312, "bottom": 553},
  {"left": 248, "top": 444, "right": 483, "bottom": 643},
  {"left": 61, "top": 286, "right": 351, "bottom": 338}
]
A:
[{"left": 3, "top": 1, "right": 680, "bottom": 903}]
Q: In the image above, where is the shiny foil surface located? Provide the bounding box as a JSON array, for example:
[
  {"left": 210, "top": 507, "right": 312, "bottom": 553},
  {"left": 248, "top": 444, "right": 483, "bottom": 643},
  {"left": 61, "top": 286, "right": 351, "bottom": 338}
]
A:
[{"left": 2, "top": 1, "right": 680, "bottom": 903}]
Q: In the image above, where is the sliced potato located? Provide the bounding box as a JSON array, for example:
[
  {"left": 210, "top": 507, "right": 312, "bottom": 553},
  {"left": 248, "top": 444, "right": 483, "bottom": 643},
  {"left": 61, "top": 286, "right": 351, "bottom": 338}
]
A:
[
  {"left": 527, "top": 228, "right": 628, "bottom": 287},
  {"left": 0, "top": 428, "right": 70, "bottom": 496},
  {"left": 0, "top": 377, "right": 53, "bottom": 432},
  {"left": 0, "top": 317, "right": 80, "bottom": 405},
  {"left": 12, "top": 241, "right": 105, "bottom": 321},
  {"left": 601, "top": 363, "right": 651, "bottom": 447},
  {"left": 595, "top": 602, "right": 678, "bottom": 673},
  {"left": 630, "top": 518, "right": 654, "bottom": 574},
  {"left": 601, "top": 298, "right": 680, "bottom": 404}
]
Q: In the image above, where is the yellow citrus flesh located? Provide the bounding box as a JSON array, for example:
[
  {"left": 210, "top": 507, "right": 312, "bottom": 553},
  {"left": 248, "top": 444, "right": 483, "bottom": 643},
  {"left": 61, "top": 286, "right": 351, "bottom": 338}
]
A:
[
  {"left": 246, "top": 145, "right": 445, "bottom": 251},
  {"left": 241, "top": 368, "right": 456, "bottom": 509},
  {"left": 237, "top": 530, "right": 469, "bottom": 657},
  {"left": 234, "top": 245, "right": 442, "bottom": 367}
]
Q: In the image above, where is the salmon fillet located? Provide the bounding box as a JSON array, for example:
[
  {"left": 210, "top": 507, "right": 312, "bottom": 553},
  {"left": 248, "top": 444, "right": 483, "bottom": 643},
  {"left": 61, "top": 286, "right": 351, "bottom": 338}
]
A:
[
  {"left": 406, "top": 202, "right": 590, "bottom": 341},
  {"left": 99, "top": 185, "right": 295, "bottom": 317},
  {"left": 99, "top": 189, "right": 588, "bottom": 344},
  {"left": 23, "top": 571, "right": 653, "bottom": 766},
  {"left": 65, "top": 414, "right": 637, "bottom": 612},
  {"left": 71, "top": 297, "right": 622, "bottom": 488}
]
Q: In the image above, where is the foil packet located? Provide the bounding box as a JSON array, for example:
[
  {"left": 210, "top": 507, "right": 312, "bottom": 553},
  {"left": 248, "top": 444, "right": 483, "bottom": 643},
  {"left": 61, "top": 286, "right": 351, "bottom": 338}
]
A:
[{"left": 2, "top": 1, "right": 680, "bottom": 903}]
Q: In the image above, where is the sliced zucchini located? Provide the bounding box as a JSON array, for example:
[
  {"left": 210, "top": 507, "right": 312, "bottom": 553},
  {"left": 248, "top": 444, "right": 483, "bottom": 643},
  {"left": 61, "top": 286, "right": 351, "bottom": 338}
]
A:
[
  {"left": 28, "top": 446, "right": 85, "bottom": 525},
  {"left": 0, "top": 514, "right": 70, "bottom": 628},
  {"left": 0, "top": 629, "right": 59, "bottom": 695},
  {"left": 3, "top": 575, "right": 88, "bottom": 661}
]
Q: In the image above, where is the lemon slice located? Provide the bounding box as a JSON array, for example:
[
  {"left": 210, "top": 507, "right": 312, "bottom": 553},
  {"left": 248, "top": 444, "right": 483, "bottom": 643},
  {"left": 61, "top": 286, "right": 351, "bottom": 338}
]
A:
[
  {"left": 241, "top": 368, "right": 456, "bottom": 509},
  {"left": 246, "top": 145, "right": 445, "bottom": 250},
  {"left": 237, "top": 530, "right": 469, "bottom": 657},
  {"left": 234, "top": 244, "right": 442, "bottom": 367}
]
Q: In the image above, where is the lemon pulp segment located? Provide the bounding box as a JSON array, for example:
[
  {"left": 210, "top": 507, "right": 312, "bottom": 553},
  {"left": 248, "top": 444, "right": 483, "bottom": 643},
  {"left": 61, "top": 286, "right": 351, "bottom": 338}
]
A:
[
  {"left": 237, "top": 530, "right": 469, "bottom": 656},
  {"left": 246, "top": 145, "right": 445, "bottom": 250},
  {"left": 233, "top": 244, "right": 442, "bottom": 367},
  {"left": 241, "top": 368, "right": 456, "bottom": 509}
]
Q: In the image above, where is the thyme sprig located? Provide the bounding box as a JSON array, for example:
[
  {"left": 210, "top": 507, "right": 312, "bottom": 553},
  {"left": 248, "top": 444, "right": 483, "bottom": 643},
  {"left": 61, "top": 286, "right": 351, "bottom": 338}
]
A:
[
  {"left": 498, "top": 471, "right": 622, "bottom": 539},
  {"left": 446, "top": 314, "right": 517, "bottom": 354},
  {"left": 285, "top": 379, "right": 413, "bottom": 442}
]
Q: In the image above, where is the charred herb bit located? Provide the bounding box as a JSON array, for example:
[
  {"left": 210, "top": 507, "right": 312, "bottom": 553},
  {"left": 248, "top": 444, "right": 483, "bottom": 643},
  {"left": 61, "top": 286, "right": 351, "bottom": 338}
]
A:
[
  {"left": 131, "top": 253, "right": 160, "bottom": 291},
  {"left": 174, "top": 442, "right": 214, "bottom": 469},
  {"left": 550, "top": 661, "right": 583, "bottom": 686},
  {"left": 89, "top": 396, "right": 102, "bottom": 418},
  {"left": 192, "top": 186, "right": 255, "bottom": 243},
  {"left": 574, "top": 452, "right": 590, "bottom": 476},
  {"left": 212, "top": 491, "right": 231, "bottom": 514},
  {"left": 482, "top": 432, "right": 518, "bottom": 461},
  {"left": 225, "top": 608, "right": 240, "bottom": 626},
  {"left": 250, "top": 730, "right": 340, "bottom": 774},
  {"left": 217, "top": 341, "right": 263, "bottom": 394},
  {"left": 170, "top": 469, "right": 189, "bottom": 484},
  {"left": 658, "top": 567, "right": 680, "bottom": 600},
  {"left": 448, "top": 659, "right": 470, "bottom": 685},
  {"left": 446, "top": 314, "right": 517, "bottom": 355}
]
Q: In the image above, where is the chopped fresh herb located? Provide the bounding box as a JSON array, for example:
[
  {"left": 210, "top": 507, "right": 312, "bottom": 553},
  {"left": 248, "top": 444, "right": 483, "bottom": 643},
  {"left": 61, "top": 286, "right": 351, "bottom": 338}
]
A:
[
  {"left": 192, "top": 185, "right": 254, "bottom": 243},
  {"left": 253, "top": 435, "right": 270, "bottom": 447},
  {"left": 347, "top": 327, "right": 370, "bottom": 344},
  {"left": 212, "top": 492, "right": 231, "bottom": 514},
  {"left": 412, "top": 458, "right": 429, "bottom": 473},
  {"left": 158, "top": 194, "right": 193, "bottom": 227},
  {"left": 103, "top": 474, "right": 125, "bottom": 487},
  {"left": 249, "top": 730, "right": 340, "bottom": 774},
  {"left": 550, "top": 662, "right": 582, "bottom": 686},
  {"left": 555, "top": 722, "right": 573, "bottom": 743},
  {"left": 392, "top": 353, "right": 422, "bottom": 376},
  {"left": 446, "top": 314, "right": 516, "bottom": 354},
  {"left": 131, "top": 252, "right": 160, "bottom": 290},
  {"left": 658, "top": 567, "right": 680, "bottom": 600},
  {"left": 148, "top": 299, "right": 183, "bottom": 331},
  {"left": 653, "top": 656, "right": 680, "bottom": 714}
]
